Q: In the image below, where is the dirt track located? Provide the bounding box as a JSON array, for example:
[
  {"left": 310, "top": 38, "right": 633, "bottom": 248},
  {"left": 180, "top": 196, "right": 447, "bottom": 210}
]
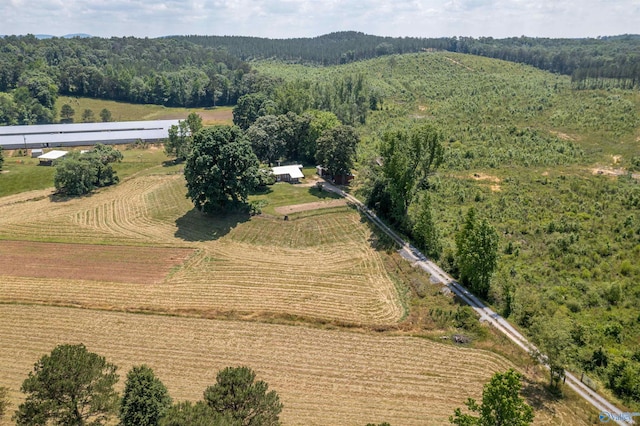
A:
[{"left": 274, "top": 199, "right": 347, "bottom": 214}]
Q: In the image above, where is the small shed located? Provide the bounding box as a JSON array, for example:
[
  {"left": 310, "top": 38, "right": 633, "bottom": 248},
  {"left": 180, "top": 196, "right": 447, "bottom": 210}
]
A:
[
  {"left": 37, "top": 150, "right": 68, "bottom": 166},
  {"left": 272, "top": 164, "right": 304, "bottom": 183},
  {"left": 31, "top": 149, "right": 43, "bottom": 158},
  {"left": 316, "top": 165, "right": 353, "bottom": 185}
]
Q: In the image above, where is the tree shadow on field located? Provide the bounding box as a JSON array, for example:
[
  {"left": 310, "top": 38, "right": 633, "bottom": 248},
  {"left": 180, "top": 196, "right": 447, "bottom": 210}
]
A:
[
  {"left": 308, "top": 186, "right": 342, "bottom": 200},
  {"left": 520, "top": 377, "right": 561, "bottom": 417},
  {"left": 49, "top": 191, "right": 94, "bottom": 203},
  {"left": 174, "top": 208, "right": 250, "bottom": 242}
]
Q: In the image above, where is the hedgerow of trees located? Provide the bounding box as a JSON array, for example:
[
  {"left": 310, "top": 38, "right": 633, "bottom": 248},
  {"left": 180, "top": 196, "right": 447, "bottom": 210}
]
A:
[{"left": 14, "top": 344, "right": 119, "bottom": 425}]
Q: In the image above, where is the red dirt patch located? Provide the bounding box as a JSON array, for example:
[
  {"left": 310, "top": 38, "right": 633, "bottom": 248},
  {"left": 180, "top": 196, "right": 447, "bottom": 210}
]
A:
[{"left": 0, "top": 241, "right": 194, "bottom": 284}]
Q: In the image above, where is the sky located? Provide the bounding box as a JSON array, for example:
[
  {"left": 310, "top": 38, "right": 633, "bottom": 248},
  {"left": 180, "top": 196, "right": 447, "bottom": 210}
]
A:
[{"left": 2, "top": 0, "right": 639, "bottom": 39}]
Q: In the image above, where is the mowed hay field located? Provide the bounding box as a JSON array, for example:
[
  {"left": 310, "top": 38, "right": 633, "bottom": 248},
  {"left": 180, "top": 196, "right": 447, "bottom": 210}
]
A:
[
  {"left": 0, "top": 305, "right": 517, "bottom": 425},
  {"left": 0, "top": 172, "right": 403, "bottom": 324}
]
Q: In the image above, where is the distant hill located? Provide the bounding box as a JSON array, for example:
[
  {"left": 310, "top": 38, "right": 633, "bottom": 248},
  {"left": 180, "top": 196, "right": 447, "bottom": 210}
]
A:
[
  {"left": 173, "top": 31, "right": 640, "bottom": 88},
  {"left": 34, "top": 33, "right": 92, "bottom": 39}
]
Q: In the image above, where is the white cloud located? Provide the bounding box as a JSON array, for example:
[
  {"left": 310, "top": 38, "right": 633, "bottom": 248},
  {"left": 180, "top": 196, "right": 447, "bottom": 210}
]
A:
[{"left": 1, "top": 0, "right": 638, "bottom": 38}]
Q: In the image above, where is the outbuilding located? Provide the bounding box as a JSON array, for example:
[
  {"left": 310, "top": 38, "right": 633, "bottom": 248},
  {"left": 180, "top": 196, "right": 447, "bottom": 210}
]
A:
[
  {"left": 37, "top": 150, "right": 68, "bottom": 166},
  {"left": 272, "top": 164, "right": 304, "bottom": 183}
]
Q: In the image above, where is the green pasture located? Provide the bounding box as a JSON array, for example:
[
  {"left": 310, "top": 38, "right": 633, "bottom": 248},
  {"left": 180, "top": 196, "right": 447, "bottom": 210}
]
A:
[{"left": 55, "top": 96, "right": 233, "bottom": 124}]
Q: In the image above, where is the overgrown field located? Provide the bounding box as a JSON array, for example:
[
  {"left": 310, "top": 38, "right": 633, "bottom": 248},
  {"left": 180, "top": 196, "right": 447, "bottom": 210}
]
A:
[
  {"left": 256, "top": 52, "right": 640, "bottom": 407},
  {"left": 0, "top": 304, "right": 598, "bottom": 425}
]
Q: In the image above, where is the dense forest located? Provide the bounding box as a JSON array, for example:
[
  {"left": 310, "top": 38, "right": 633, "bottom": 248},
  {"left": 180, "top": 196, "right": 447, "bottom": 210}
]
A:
[
  {"left": 0, "top": 35, "right": 273, "bottom": 125},
  {"left": 176, "top": 32, "right": 640, "bottom": 89}
]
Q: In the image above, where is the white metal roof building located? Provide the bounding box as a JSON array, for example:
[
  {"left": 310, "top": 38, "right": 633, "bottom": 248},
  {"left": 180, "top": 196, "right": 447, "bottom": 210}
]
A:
[
  {"left": 37, "top": 150, "right": 68, "bottom": 166},
  {"left": 272, "top": 164, "right": 304, "bottom": 183},
  {"left": 0, "top": 120, "right": 180, "bottom": 149}
]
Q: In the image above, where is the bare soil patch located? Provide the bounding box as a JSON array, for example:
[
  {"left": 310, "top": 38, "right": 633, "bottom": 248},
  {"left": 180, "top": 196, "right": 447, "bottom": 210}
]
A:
[
  {"left": 274, "top": 199, "right": 348, "bottom": 214},
  {"left": 0, "top": 241, "right": 193, "bottom": 284},
  {"left": 591, "top": 167, "right": 640, "bottom": 180},
  {"left": 550, "top": 130, "right": 577, "bottom": 141},
  {"left": 471, "top": 173, "right": 502, "bottom": 191},
  {"left": 471, "top": 173, "right": 501, "bottom": 183}
]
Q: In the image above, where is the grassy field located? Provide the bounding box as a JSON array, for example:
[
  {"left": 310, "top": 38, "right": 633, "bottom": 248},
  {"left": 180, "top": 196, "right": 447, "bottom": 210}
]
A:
[
  {"left": 55, "top": 96, "right": 234, "bottom": 125},
  {"left": 0, "top": 167, "right": 404, "bottom": 326}
]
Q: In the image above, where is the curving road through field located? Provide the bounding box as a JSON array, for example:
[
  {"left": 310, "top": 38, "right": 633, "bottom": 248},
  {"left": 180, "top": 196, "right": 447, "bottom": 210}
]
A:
[{"left": 320, "top": 179, "right": 633, "bottom": 426}]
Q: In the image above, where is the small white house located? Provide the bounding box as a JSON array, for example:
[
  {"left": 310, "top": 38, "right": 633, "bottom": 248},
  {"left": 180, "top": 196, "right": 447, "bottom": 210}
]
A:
[
  {"left": 272, "top": 164, "right": 304, "bottom": 183},
  {"left": 37, "top": 150, "right": 68, "bottom": 166},
  {"left": 31, "top": 149, "right": 43, "bottom": 158}
]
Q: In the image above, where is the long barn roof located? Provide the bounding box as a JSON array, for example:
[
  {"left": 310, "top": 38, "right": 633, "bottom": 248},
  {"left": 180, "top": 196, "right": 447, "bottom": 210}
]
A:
[{"left": 0, "top": 120, "right": 180, "bottom": 149}]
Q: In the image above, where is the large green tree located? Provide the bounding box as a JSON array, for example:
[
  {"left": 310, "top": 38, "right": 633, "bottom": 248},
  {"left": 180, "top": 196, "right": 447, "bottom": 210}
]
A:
[
  {"left": 14, "top": 344, "right": 119, "bottom": 426},
  {"left": 455, "top": 208, "right": 499, "bottom": 299},
  {"left": 232, "top": 93, "right": 276, "bottom": 131},
  {"left": 60, "top": 103, "right": 75, "bottom": 123},
  {"left": 99, "top": 108, "right": 112, "bottom": 122},
  {"left": 246, "top": 115, "right": 286, "bottom": 166},
  {"left": 204, "top": 366, "right": 282, "bottom": 426},
  {"left": 82, "top": 108, "right": 95, "bottom": 123},
  {"left": 302, "top": 110, "right": 340, "bottom": 163},
  {"left": 315, "top": 125, "right": 359, "bottom": 177},
  {"left": 120, "top": 365, "right": 172, "bottom": 426},
  {"left": 450, "top": 369, "right": 534, "bottom": 426},
  {"left": 380, "top": 124, "right": 444, "bottom": 222},
  {"left": 185, "top": 125, "right": 260, "bottom": 213},
  {"left": 165, "top": 112, "right": 203, "bottom": 160},
  {"left": 530, "top": 314, "right": 573, "bottom": 391},
  {"left": 411, "top": 192, "right": 441, "bottom": 259},
  {"left": 54, "top": 154, "right": 98, "bottom": 196}
]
